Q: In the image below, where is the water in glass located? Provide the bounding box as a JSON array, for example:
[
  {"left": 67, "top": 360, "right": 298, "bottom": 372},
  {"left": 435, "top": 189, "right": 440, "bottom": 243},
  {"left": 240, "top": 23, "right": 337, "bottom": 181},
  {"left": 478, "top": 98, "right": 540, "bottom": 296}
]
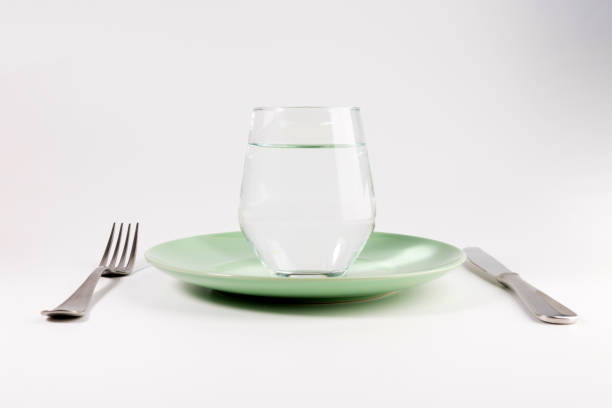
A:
[{"left": 239, "top": 107, "right": 375, "bottom": 277}]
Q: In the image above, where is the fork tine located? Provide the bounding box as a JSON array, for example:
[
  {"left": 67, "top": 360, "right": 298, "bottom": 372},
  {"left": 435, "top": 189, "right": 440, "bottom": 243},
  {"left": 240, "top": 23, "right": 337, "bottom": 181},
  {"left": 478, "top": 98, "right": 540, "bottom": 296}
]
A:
[
  {"left": 99, "top": 223, "right": 116, "bottom": 266},
  {"left": 117, "top": 224, "right": 132, "bottom": 268},
  {"left": 107, "top": 223, "right": 124, "bottom": 268},
  {"left": 126, "top": 222, "right": 139, "bottom": 271}
]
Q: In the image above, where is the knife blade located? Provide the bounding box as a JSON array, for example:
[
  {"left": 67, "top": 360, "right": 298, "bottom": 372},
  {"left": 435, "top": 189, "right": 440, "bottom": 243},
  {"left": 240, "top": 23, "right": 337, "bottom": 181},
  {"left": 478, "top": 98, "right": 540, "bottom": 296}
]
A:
[{"left": 464, "top": 247, "right": 578, "bottom": 325}]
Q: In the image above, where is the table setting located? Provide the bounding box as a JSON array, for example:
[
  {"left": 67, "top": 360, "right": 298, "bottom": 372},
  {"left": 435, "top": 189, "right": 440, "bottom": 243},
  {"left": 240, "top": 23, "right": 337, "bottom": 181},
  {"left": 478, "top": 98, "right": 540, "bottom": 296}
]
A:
[
  {"left": 3, "top": 2, "right": 612, "bottom": 407},
  {"left": 42, "top": 107, "right": 577, "bottom": 324}
]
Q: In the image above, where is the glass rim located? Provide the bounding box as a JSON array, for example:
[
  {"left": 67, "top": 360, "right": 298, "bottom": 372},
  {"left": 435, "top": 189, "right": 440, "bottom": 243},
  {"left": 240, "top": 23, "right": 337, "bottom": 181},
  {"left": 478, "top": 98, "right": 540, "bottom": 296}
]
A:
[{"left": 253, "top": 106, "right": 360, "bottom": 111}]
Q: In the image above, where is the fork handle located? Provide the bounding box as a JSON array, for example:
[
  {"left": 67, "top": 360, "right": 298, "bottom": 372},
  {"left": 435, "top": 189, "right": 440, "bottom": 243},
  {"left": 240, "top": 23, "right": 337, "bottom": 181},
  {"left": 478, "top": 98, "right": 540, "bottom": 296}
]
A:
[{"left": 41, "top": 266, "right": 106, "bottom": 317}]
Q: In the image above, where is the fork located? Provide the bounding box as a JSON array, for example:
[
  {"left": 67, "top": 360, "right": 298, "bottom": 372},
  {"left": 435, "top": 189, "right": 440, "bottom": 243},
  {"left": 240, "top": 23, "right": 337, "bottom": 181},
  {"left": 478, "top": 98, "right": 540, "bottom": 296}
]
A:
[{"left": 41, "top": 222, "right": 139, "bottom": 318}]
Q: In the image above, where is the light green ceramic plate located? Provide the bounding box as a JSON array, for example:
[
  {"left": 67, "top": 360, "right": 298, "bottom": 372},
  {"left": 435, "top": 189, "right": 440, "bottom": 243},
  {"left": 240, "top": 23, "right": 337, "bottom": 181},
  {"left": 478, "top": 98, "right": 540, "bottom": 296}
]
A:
[{"left": 145, "top": 232, "right": 465, "bottom": 301}]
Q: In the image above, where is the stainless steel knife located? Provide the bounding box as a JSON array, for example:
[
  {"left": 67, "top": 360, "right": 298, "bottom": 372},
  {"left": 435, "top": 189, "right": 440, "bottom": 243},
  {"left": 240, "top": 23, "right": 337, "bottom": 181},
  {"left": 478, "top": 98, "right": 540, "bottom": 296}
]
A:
[{"left": 464, "top": 247, "right": 578, "bottom": 324}]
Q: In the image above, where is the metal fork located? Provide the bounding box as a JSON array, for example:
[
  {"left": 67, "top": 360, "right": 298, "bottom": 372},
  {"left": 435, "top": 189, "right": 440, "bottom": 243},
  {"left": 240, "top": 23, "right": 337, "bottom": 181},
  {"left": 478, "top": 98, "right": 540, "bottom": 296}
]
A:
[{"left": 41, "top": 222, "right": 139, "bottom": 318}]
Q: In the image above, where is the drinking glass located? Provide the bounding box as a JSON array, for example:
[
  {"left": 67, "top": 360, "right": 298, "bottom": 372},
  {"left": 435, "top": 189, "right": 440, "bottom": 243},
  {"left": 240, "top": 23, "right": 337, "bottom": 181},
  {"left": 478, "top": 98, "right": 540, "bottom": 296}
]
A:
[{"left": 239, "top": 107, "right": 376, "bottom": 277}]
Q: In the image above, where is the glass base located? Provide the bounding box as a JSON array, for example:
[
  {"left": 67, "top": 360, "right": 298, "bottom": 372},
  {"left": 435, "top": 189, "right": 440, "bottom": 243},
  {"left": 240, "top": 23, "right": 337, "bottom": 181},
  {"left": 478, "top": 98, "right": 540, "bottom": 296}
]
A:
[{"left": 273, "top": 269, "right": 346, "bottom": 278}]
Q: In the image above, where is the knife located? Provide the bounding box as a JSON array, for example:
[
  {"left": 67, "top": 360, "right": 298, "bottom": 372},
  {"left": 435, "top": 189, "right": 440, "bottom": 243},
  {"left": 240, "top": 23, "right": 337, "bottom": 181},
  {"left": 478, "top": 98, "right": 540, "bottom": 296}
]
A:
[{"left": 464, "top": 247, "right": 578, "bottom": 324}]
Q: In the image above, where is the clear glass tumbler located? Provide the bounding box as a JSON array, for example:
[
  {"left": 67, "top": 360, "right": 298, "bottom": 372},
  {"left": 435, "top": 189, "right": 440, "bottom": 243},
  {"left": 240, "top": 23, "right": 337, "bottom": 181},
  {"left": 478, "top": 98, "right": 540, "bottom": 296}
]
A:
[{"left": 238, "top": 107, "right": 376, "bottom": 277}]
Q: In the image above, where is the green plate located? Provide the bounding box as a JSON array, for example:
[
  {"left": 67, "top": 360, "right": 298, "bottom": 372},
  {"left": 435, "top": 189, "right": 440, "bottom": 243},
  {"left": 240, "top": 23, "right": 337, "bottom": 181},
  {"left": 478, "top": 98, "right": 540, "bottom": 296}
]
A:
[{"left": 145, "top": 231, "right": 465, "bottom": 301}]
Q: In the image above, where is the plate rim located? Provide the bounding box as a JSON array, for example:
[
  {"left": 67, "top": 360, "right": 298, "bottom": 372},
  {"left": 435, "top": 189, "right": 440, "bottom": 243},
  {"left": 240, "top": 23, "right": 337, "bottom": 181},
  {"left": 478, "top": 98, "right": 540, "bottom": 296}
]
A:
[{"left": 144, "top": 231, "right": 466, "bottom": 282}]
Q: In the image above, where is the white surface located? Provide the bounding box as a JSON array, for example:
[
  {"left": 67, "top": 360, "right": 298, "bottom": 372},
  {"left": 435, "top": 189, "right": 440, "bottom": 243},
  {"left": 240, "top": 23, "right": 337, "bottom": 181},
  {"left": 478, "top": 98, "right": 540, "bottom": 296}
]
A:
[{"left": 1, "top": 1, "right": 611, "bottom": 407}]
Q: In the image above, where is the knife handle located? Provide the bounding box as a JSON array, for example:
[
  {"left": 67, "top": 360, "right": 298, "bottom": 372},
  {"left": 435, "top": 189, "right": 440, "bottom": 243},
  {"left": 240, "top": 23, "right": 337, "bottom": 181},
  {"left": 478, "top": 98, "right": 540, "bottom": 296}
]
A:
[{"left": 496, "top": 273, "right": 578, "bottom": 325}]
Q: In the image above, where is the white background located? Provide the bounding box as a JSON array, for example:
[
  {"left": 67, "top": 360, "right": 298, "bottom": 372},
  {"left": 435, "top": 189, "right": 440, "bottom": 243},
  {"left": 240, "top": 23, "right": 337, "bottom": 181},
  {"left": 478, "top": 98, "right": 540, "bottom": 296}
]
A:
[{"left": 1, "top": 1, "right": 611, "bottom": 407}]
